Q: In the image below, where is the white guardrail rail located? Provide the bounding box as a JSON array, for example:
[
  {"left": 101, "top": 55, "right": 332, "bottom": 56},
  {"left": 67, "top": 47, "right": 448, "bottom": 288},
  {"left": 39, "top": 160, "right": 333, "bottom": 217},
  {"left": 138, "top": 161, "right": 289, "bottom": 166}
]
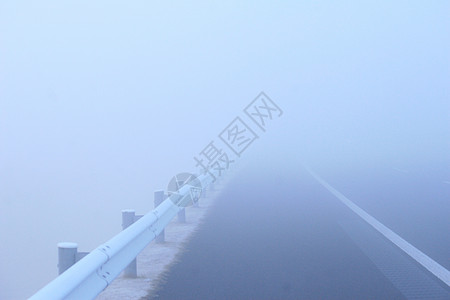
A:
[{"left": 29, "top": 172, "right": 217, "bottom": 300}]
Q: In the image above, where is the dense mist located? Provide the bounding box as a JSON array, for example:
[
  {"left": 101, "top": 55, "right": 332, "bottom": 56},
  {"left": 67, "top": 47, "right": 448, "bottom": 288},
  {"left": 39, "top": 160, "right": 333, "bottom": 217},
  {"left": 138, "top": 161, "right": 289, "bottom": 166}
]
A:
[{"left": 1, "top": 1, "right": 449, "bottom": 299}]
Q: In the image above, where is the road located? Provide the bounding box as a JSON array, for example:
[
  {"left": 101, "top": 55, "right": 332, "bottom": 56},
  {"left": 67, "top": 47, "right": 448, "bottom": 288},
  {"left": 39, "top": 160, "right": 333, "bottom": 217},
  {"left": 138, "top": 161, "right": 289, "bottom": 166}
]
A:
[{"left": 147, "top": 162, "right": 450, "bottom": 299}]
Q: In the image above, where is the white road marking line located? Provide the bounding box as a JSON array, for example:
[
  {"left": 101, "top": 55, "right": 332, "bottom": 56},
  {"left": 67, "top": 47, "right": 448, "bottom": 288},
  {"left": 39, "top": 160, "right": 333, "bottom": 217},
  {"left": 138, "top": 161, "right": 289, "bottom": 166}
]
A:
[{"left": 306, "top": 168, "right": 450, "bottom": 287}]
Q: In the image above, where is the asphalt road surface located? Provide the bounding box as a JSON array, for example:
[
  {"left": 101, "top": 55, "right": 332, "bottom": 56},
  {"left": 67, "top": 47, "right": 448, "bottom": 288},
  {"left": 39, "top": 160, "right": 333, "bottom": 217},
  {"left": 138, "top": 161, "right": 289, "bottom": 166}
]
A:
[{"left": 148, "top": 162, "right": 450, "bottom": 299}]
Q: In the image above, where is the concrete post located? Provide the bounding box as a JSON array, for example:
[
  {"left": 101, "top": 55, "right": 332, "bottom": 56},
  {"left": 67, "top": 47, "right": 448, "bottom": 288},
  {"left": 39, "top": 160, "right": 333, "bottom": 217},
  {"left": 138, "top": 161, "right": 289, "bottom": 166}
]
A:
[
  {"left": 122, "top": 209, "right": 137, "bottom": 278},
  {"left": 154, "top": 190, "right": 165, "bottom": 243},
  {"left": 193, "top": 187, "right": 200, "bottom": 208},
  {"left": 176, "top": 180, "right": 186, "bottom": 223},
  {"left": 178, "top": 207, "right": 186, "bottom": 223},
  {"left": 57, "top": 242, "right": 78, "bottom": 275}
]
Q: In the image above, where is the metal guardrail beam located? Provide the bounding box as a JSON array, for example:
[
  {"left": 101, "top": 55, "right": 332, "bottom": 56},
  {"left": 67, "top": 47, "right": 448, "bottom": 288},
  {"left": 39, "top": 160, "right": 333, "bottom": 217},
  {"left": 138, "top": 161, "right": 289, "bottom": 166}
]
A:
[{"left": 29, "top": 172, "right": 216, "bottom": 300}]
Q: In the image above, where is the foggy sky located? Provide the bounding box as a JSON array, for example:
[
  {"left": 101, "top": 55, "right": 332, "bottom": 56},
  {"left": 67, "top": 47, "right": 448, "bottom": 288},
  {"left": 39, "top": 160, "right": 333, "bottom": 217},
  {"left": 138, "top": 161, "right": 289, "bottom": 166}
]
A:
[{"left": 1, "top": 1, "right": 449, "bottom": 299}]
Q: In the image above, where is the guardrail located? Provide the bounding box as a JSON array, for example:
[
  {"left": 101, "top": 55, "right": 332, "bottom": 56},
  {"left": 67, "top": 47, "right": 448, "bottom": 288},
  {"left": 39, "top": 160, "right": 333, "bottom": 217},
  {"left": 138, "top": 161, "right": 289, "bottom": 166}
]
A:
[{"left": 29, "top": 172, "right": 217, "bottom": 300}]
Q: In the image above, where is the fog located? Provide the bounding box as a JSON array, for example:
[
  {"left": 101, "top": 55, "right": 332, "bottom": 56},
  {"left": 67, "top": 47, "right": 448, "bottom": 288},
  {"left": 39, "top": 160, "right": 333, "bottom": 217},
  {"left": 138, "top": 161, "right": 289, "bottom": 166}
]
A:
[{"left": 1, "top": 1, "right": 449, "bottom": 299}]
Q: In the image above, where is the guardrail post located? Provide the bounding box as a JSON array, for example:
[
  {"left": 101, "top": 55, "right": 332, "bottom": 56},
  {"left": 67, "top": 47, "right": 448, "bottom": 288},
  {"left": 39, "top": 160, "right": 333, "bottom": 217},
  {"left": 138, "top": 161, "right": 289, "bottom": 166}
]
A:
[
  {"left": 31, "top": 172, "right": 217, "bottom": 299},
  {"left": 193, "top": 187, "right": 200, "bottom": 207},
  {"left": 122, "top": 209, "right": 137, "bottom": 278},
  {"left": 154, "top": 190, "right": 165, "bottom": 243},
  {"left": 178, "top": 208, "right": 186, "bottom": 223},
  {"left": 57, "top": 242, "right": 78, "bottom": 275},
  {"left": 176, "top": 180, "right": 186, "bottom": 222}
]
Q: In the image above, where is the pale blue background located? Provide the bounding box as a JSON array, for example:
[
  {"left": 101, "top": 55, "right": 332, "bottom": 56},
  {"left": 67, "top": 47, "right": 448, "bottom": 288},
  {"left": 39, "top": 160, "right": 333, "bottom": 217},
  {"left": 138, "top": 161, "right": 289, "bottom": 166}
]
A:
[{"left": 1, "top": 1, "right": 449, "bottom": 298}]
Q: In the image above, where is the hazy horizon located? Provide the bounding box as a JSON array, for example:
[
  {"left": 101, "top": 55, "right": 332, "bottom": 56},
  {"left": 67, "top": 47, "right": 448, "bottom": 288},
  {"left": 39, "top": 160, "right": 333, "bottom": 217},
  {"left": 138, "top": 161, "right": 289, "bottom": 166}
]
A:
[{"left": 1, "top": 1, "right": 449, "bottom": 299}]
